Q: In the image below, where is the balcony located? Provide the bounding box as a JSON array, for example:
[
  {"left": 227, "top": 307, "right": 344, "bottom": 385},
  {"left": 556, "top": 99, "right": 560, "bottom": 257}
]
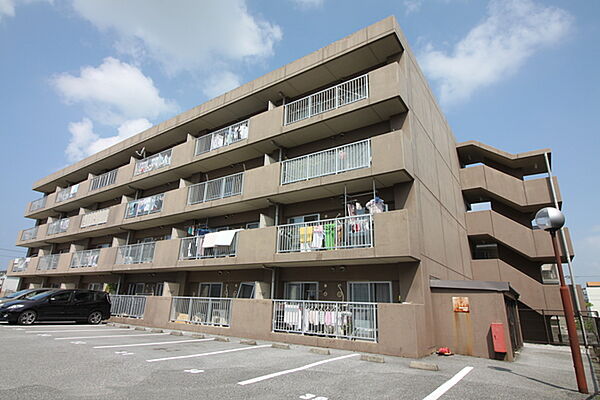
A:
[
  {"left": 11, "top": 257, "right": 29, "bottom": 272},
  {"left": 20, "top": 226, "right": 38, "bottom": 241},
  {"left": 281, "top": 139, "right": 371, "bottom": 185},
  {"left": 195, "top": 120, "right": 249, "bottom": 156},
  {"left": 37, "top": 254, "right": 60, "bottom": 271},
  {"left": 284, "top": 74, "right": 369, "bottom": 125},
  {"left": 277, "top": 214, "right": 374, "bottom": 253},
  {"left": 29, "top": 196, "right": 46, "bottom": 212},
  {"left": 70, "top": 249, "right": 101, "bottom": 268},
  {"left": 125, "top": 193, "right": 165, "bottom": 219},
  {"left": 179, "top": 232, "right": 239, "bottom": 260},
  {"left": 80, "top": 208, "right": 110, "bottom": 228},
  {"left": 134, "top": 149, "right": 172, "bottom": 176},
  {"left": 116, "top": 242, "right": 156, "bottom": 265},
  {"left": 56, "top": 184, "right": 79, "bottom": 203},
  {"left": 187, "top": 172, "right": 243, "bottom": 205},
  {"left": 89, "top": 169, "right": 118, "bottom": 191},
  {"left": 47, "top": 218, "right": 70, "bottom": 235}
]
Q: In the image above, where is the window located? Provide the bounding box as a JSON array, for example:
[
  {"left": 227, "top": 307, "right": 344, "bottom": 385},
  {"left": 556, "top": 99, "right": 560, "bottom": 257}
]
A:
[
  {"left": 155, "top": 282, "right": 164, "bottom": 296},
  {"left": 127, "top": 283, "right": 145, "bottom": 295},
  {"left": 348, "top": 282, "right": 392, "bottom": 303},
  {"left": 199, "top": 283, "right": 222, "bottom": 298},
  {"left": 50, "top": 291, "right": 72, "bottom": 302},
  {"left": 88, "top": 283, "right": 103, "bottom": 291},
  {"left": 541, "top": 264, "right": 559, "bottom": 284},
  {"left": 284, "top": 282, "right": 318, "bottom": 300},
  {"left": 74, "top": 291, "right": 94, "bottom": 303},
  {"left": 287, "top": 214, "right": 320, "bottom": 224},
  {"left": 245, "top": 222, "right": 260, "bottom": 229},
  {"left": 237, "top": 282, "right": 255, "bottom": 298},
  {"left": 473, "top": 243, "right": 498, "bottom": 259}
]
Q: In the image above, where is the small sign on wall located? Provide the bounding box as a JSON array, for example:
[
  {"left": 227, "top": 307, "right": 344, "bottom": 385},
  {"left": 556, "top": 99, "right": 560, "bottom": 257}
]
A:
[{"left": 452, "top": 296, "right": 470, "bottom": 313}]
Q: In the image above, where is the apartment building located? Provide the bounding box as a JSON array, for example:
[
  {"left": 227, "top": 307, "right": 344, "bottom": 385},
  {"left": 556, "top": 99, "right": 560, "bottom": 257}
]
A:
[{"left": 8, "top": 16, "right": 581, "bottom": 360}]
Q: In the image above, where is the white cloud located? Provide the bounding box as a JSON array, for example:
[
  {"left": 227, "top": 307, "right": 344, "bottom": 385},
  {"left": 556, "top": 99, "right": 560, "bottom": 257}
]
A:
[
  {"left": 289, "top": 0, "right": 324, "bottom": 9},
  {"left": 0, "top": 0, "right": 15, "bottom": 19},
  {"left": 52, "top": 57, "right": 176, "bottom": 125},
  {"left": 403, "top": 0, "right": 423, "bottom": 15},
  {"left": 69, "top": 0, "right": 282, "bottom": 75},
  {"left": 202, "top": 71, "right": 242, "bottom": 99},
  {"left": 65, "top": 118, "right": 152, "bottom": 162},
  {"left": 419, "top": 0, "right": 573, "bottom": 106}
]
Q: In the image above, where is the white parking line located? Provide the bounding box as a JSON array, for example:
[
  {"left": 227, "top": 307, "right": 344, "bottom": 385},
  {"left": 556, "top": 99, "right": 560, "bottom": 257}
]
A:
[
  {"left": 93, "top": 338, "right": 216, "bottom": 349},
  {"left": 26, "top": 329, "right": 123, "bottom": 333},
  {"left": 237, "top": 353, "right": 360, "bottom": 386},
  {"left": 146, "top": 344, "right": 271, "bottom": 362},
  {"left": 422, "top": 366, "right": 474, "bottom": 400},
  {"left": 55, "top": 333, "right": 170, "bottom": 340},
  {"left": 13, "top": 324, "right": 108, "bottom": 328}
]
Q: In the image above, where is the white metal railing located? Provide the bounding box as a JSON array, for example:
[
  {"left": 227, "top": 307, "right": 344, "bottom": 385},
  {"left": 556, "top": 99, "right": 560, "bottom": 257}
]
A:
[
  {"left": 284, "top": 74, "right": 369, "bottom": 125},
  {"left": 179, "top": 234, "right": 238, "bottom": 260},
  {"left": 195, "top": 120, "right": 249, "bottom": 156},
  {"left": 20, "top": 226, "right": 38, "bottom": 241},
  {"left": 47, "top": 218, "right": 70, "bottom": 235},
  {"left": 134, "top": 148, "right": 172, "bottom": 176},
  {"left": 80, "top": 208, "right": 110, "bottom": 228},
  {"left": 56, "top": 184, "right": 79, "bottom": 203},
  {"left": 115, "top": 242, "right": 156, "bottom": 264},
  {"left": 170, "top": 297, "right": 232, "bottom": 327},
  {"left": 70, "top": 249, "right": 101, "bottom": 268},
  {"left": 29, "top": 196, "right": 47, "bottom": 212},
  {"left": 125, "top": 193, "right": 164, "bottom": 218},
  {"left": 12, "top": 257, "right": 30, "bottom": 272},
  {"left": 110, "top": 295, "right": 147, "bottom": 318},
  {"left": 277, "top": 214, "right": 373, "bottom": 253},
  {"left": 187, "top": 172, "right": 243, "bottom": 205},
  {"left": 37, "top": 254, "right": 60, "bottom": 271},
  {"left": 89, "top": 169, "right": 118, "bottom": 191},
  {"left": 272, "top": 299, "right": 378, "bottom": 342},
  {"left": 281, "top": 139, "right": 371, "bottom": 185}
]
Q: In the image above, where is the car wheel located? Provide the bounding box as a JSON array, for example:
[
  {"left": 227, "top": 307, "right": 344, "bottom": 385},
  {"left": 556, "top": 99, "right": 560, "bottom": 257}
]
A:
[
  {"left": 18, "top": 310, "right": 37, "bottom": 325},
  {"left": 88, "top": 311, "right": 103, "bottom": 325}
]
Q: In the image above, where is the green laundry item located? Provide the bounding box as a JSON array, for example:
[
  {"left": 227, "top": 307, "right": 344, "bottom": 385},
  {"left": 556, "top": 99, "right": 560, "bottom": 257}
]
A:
[{"left": 324, "top": 223, "right": 336, "bottom": 248}]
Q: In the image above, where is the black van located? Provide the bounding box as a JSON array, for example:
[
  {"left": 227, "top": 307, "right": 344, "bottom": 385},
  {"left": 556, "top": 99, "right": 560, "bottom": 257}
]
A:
[{"left": 0, "top": 289, "right": 111, "bottom": 325}]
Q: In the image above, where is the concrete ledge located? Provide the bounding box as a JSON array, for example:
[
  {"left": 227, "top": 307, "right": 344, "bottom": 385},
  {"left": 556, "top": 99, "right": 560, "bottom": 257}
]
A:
[
  {"left": 214, "top": 337, "right": 230, "bottom": 342},
  {"left": 409, "top": 361, "right": 439, "bottom": 371},
  {"left": 310, "top": 348, "right": 331, "bottom": 355},
  {"left": 170, "top": 331, "right": 183, "bottom": 336},
  {"left": 134, "top": 326, "right": 146, "bottom": 331},
  {"left": 360, "top": 354, "right": 385, "bottom": 363},
  {"left": 151, "top": 328, "right": 164, "bottom": 333},
  {"left": 240, "top": 339, "right": 257, "bottom": 345},
  {"left": 272, "top": 343, "right": 291, "bottom": 350}
]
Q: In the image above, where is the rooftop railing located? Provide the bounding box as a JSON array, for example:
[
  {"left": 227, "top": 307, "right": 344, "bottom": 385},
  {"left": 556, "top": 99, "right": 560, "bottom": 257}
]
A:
[
  {"left": 20, "top": 226, "right": 38, "bottom": 241},
  {"left": 47, "top": 218, "right": 70, "bottom": 235},
  {"left": 70, "top": 249, "right": 101, "bottom": 268},
  {"left": 115, "top": 242, "right": 156, "bottom": 265},
  {"left": 195, "top": 120, "right": 249, "bottom": 156},
  {"left": 12, "top": 257, "right": 29, "bottom": 272},
  {"left": 170, "top": 297, "right": 232, "bottom": 327},
  {"left": 89, "top": 169, "right": 118, "bottom": 191},
  {"left": 281, "top": 139, "right": 371, "bottom": 185},
  {"left": 134, "top": 148, "right": 172, "bottom": 176},
  {"left": 277, "top": 214, "right": 373, "bottom": 253},
  {"left": 56, "top": 184, "right": 79, "bottom": 203},
  {"left": 284, "top": 74, "right": 369, "bottom": 125},
  {"left": 272, "top": 299, "right": 378, "bottom": 342},
  {"left": 125, "top": 193, "right": 164, "bottom": 219},
  {"left": 37, "top": 254, "right": 60, "bottom": 271},
  {"left": 187, "top": 172, "right": 243, "bottom": 205},
  {"left": 29, "top": 196, "right": 47, "bottom": 212},
  {"left": 80, "top": 208, "right": 110, "bottom": 228},
  {"left": 179, "top": 233, "right": 238, "bottom": 260}
]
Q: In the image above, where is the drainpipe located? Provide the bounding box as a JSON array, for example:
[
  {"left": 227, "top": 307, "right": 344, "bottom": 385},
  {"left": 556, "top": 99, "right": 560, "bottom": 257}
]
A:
[{"left": 544, "top": 152, "right": 588, "bottom": 346}]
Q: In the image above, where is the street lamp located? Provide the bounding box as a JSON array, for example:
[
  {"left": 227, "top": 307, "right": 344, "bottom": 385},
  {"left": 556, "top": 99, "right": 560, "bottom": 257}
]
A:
[{"left": 534, "top": 207, "right": 588, "bottom": 394}]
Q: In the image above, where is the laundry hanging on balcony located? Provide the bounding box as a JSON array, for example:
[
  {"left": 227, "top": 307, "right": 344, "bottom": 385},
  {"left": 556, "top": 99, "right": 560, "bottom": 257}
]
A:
[{"left": 202, "top": 229, "right": 243, "bottom": 248}]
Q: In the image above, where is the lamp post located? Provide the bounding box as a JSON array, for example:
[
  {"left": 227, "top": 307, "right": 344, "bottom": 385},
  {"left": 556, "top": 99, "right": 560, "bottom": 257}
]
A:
[{"left": 534, "top": 207, "right": 588, "bottom": 394}]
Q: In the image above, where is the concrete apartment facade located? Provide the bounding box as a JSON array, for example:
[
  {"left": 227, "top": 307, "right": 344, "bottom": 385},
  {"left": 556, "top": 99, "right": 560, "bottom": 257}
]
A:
[{"left": 7, "top": 17, "right": 578, "bottom": 360}]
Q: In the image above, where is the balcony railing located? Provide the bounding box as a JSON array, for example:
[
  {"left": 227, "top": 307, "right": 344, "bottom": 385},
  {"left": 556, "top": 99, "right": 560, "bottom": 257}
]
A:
[
  {"left": 272, "top": 299, "right": 378, "bottom": 342},
  {"left": 281, "top": 139, "right": 371, "bottom": 185},
  {"left": 80, "top": 208, "right": 110, "bottom": 228},
  {"left": 70, "top": 249, "right": 101, "bottom": 268},
  {"left": 12, "top": 257, "right": 30, "bottom": 272},
  {"left": 56, "top": 184, "right": 79, "bottom": 203},
  {"left": 47, "top": 218, "right": 70, "bottom": 235},
  {"left": 284, "top": 74, "right": 369, "bottom": 125},
  {"left": 134, "top": 149, "right": 172, "bottom": 176},
  {"left": 277, "top": 214, "right": 373, "bottom": 253},
  {"left": 179, "top": 233, "right": 239, "bottom": 260},
  {"left": 187, "top": 172, "right": 243, "bottom": 205},
  {"left": 115, "top": 242, "right": 156, "bottom": 264},
  {"left": 195, "top": 120, "right": 249, "bottom": 156},
  {"left": 89, "top": 169, "right": 118, "bottom": 191},
  {"left": 125, "top": 193, "right": 164, "bottom": 219},
  {"left": 29, "top": 196, "right": 47, "bottom": 212},
  {"left": 37, "top": 254, "right": 60, "bottom": 271},
  {"left": 110, "top": 295, "right": 147, "bottom": 319},
  {"left": 170, "top": 297, "right": 232, "bottom": 327},
  {"left": 20, "top": 226, "right": 38, "bottom": 241}
]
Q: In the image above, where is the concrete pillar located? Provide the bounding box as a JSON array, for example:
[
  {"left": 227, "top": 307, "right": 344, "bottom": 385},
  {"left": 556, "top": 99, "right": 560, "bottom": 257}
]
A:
[
  {"left": 263, "top": 153, "right": 277, "bottom": 166},
  {"left": 171, "top": 227, "right": 188, "bottom": 239},
  {"left": 162, "top": 282, "right": 180, "bottom": 297},
  {"left": 60, "top": 282, "right": 76, "bottom": 289},
  {"left": 179, "top": 178, "right": 192, "bottom": 189},
  {"left": 268, "top": 100, "right": 275, "bottom": 111},
  {"left": 259, "top": 212, "right": 275, "bottom": 228},
  {"left": 112, "top": 237, "right": 127, "bottom": 247}
]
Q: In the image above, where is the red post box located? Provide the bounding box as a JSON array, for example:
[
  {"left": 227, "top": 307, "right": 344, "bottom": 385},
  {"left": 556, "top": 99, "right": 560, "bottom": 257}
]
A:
[{"left": 491, "top": 323, "right": 507, "bottom": 353}]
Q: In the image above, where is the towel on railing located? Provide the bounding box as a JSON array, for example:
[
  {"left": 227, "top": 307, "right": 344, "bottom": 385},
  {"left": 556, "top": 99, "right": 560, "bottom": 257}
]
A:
[{"left": 202, "top": 229, "right": 243, "bottom": 248}]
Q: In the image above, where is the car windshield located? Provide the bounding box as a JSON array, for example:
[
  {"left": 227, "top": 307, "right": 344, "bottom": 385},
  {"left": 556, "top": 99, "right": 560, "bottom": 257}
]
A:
[
  {"left": 28, "top": 291, "right": 57, "bottom": 301},
  {"left": 4, "top": 289, "right": 31, "bottom": 299},
  {"left": 24, "top": 290, "right": 49, "bottom": 299}
]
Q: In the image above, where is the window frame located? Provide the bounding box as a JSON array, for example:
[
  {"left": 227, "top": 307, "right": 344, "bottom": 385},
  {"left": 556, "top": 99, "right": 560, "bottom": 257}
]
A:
[
  {"left": 284, "top": 281, "right": 319, "bottom": 300},
  {"left": 347, "top": 281, "right": 392, "bottom": 303}
]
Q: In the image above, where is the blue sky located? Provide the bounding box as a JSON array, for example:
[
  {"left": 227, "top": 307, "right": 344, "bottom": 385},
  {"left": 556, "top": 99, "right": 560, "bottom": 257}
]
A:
[{"left": 0, "top": 0, "right": 598, "bottom": 284}]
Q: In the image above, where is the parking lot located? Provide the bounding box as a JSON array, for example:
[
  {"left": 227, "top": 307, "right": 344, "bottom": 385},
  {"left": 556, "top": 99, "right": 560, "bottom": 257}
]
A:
[{"left": 0, "top": 322, "right": 596, "bottom": 400}]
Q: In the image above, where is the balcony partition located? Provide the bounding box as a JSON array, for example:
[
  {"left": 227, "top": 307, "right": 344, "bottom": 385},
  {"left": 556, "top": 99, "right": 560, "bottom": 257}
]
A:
[
  {"left": 125, "top": 193, "right": 164, "bottom": 219},
  {"left": 29, "top": 196, "right": 47, "bottom": 212},
  {"left": 70, "top": 249, "right": 101, "bottom": 268},
  {"left": 284, "top": 74, "right": 369, "bottom": 125},
  {"left": 20, "top": 226, "right": 38, "bottom": 241},
  {"left": 281, "top": 139, "right": 371, "bottom": 184},
  {"left": 56, "top": 184, "right": 79, "bottom": 203},
  {"left": 115, "top": 242, "right": 156, "bottom": 264},
  {"left": 80, "top": 208, "right": 110, "bottom": 228},
  {"left": 187, "top": 172, "right": 243, "bottom": 205},
  {"left": 134, "top": 149, "right": 172, "bottom": 176},
  {"left": 195, "top": 120, "right": 249, "bottom": 156},
  {"left": 12, "top": 257, "right": 29, "bottom": 272},
  {"left": 37, "top": 254, "right": 60, "bottom": 271},
  {"left": 179, "top": 233, "right": 239, "bottom": 260},
  {"left": 277, "top": 214, "right": 373, "bottom": 253},
  {"left": 47, "top": 218, "right": 70, "bottom": 235},
  {"left": 89, "top": 169, "right": 118, "bottom": 191},
  {"left": 170, "top": 297, "right": 232, "bottom": 327}
]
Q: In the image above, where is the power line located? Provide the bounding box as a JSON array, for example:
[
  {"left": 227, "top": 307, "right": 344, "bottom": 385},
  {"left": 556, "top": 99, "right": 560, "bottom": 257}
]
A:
[{"left": 0, "top": 247, "right": 26, "bottom": 254}]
